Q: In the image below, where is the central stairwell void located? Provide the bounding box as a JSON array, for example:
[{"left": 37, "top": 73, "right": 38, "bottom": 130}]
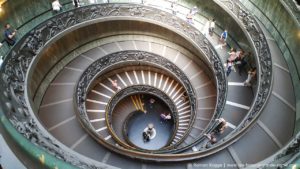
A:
[{"left": 123, "top": 94, "right": 175, "bottom": 150}]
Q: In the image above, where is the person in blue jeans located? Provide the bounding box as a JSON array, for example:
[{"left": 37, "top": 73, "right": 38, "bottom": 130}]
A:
[
  {"left": 226, "top": 61, "right": 233, "bottom": 77},
  {"left": 220, "top": 30, "right": 228, "bottom": 42},
  {"left": 219, "top": 30, "right": 228, "bottom": 49}
]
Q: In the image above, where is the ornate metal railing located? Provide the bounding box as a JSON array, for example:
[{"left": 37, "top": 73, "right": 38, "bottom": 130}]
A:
[
  {"left": 1, "top": 0, "right": 229, "bottom": 154},
  {"left": 240, "top": 5, "right": 300, "bottom": 164},
  {"left": 211, "top": 0, "right": 273, "bottom": 147},
  {"left": 0, "top": 1, "right": 73, "bottom": 57},
  {"left": 0, "top": 3, "right": 227, "bottom": 164},
  {"left": 76, "top": 50, "right": 196, "bottom": 151},
  {"left": 247, "top": 130, "right": 300, "bottom": 168},
  {"left": 106, "top": 85, "right": 178, "bottom": 151},
  {"left": 238, "top": 0, "right": 300, "bottom": 167},
  {"left": 0, "top": 0, "right": 276, "bottom": 165},
  {"left": 261, "top": 132, "right": 300, "bottom": 168},
  {"left": 281, "top": 0, "right": 300, "bottom": 25}
]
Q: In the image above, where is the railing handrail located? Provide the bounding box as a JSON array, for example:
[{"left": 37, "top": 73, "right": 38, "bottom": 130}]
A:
[
  {"left": 280, "top": 0, "right": 300, "bottom": 26},
  {"left": 105, "top": 85, "right": 179, "bottom": 152},
  {"left": 4, "top": 1, "right": 284, "bottom": 165},
  {"left": 75, "top": 51, "right": 198, "bottom": 153},
  {"left": 0, "top": 1, "right": 73, "bottom": 58}
]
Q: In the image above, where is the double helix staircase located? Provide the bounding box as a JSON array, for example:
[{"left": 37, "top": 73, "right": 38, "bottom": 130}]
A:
[
  {"left": 39, "top": 36, "right": 217, "bottom": 152},
  {"left": 86, "top": 68, "right": 195, "bottom": 146},
  {"left": 0, "top": 1, "right": 297, "bottom": 168}
]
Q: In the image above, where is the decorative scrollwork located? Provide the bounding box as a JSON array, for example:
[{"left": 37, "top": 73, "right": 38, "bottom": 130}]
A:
[
  {"left": 218, "top": 0, "right": 272, "bottom": 130},
  {"left": 281, "top": 0, "right": 300, "bottom": 25},
  {"left": 107, "top": 85, "right": 178, "bottom": 117},
  {"left": 75, "top": 51, "right": 196, "bottom": 148},
  {"left": 277, "top": 134, "right": 300, "bottom": 159},
  {"left": 0, "top": 3, "right": 227, "bottom": 165},
  {"left": 105, "top": 85, "right": 178, "bottom": 150},
  {"left": 218, "top": 0, "right": 274, "bottom": 151}
]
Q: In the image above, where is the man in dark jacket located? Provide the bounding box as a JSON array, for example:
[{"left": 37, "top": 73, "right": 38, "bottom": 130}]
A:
[{"left": 3, "top": 23, "right": 17, "bottom": 46}]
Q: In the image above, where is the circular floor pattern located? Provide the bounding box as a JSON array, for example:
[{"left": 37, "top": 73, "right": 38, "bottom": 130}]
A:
[{"left": 125, "top": 94, "right": 175, "bottom": 150}]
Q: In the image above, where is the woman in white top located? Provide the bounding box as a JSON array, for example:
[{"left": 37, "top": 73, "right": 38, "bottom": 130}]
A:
[
  {"left": 202, "top": 19, "right": 210, "bottom": 37},
  {"left": 0, "top": 55, "right": 3, "bottom": 68},
  {"left": 143, "top": 123, "right": 156, "bottom": 142},
  {"left": 52, "top": 0, "right": 62, "bottom": 13}
]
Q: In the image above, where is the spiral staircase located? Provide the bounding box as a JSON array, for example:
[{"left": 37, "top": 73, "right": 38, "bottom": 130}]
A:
[{"left": 0, "top": 0, "right": 298, "bottom": 169}]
